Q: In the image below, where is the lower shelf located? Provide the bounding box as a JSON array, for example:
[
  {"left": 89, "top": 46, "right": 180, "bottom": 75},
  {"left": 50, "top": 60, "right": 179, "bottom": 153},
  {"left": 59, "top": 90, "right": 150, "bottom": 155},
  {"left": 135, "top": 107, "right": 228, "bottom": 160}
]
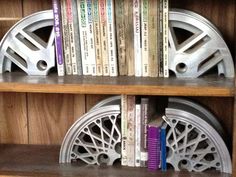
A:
[{"left": 0, "top": 144, "right": 231, "bottom": 177}]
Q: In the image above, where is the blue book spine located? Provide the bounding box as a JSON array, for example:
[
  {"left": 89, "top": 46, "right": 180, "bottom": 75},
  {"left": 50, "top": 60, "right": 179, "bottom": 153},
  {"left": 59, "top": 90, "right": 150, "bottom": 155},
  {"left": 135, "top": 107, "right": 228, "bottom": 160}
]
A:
[{"left": 161, "top": 124, "right": 167, "bottom": 171}]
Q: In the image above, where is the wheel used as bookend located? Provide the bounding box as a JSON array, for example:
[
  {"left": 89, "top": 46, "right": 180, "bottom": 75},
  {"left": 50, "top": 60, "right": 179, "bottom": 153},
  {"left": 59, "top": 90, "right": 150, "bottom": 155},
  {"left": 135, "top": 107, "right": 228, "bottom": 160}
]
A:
[
  {"left": 169, "top": 9, "right": 234, "bottom": 78},
  {"left": 164, "top": 107, "right": 232, "bottom": 173},
  {"left": 0, "top": 10, "right": 55, "bottom": 75},
  {"left": 59, "top": 105, "right": 121, "bottom": 165}
]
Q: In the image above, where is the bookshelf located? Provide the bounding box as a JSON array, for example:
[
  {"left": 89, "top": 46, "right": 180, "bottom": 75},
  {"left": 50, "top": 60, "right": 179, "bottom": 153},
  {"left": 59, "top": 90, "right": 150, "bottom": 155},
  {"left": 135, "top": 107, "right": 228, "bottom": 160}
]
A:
[{"left": 0, "top": 0, "right": 235, "bottom": 176}]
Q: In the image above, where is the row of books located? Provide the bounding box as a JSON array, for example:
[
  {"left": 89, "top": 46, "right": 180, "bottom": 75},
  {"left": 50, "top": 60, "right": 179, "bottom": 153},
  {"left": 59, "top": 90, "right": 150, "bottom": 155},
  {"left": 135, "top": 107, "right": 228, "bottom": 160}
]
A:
[
  {"left": 52, "top": 0, "right": 169, "bottom": 77},
  {"left": 121, "top": 95, "right": 167, "bottom": 170}
]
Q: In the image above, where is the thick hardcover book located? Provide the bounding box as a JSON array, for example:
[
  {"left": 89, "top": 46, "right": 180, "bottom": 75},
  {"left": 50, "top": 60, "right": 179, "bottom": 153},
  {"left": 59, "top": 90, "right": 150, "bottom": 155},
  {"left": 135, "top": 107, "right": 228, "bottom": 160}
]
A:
[
  {"left": 125, "top": 0, "right": 134, "bottom": 76},
  {"left": 127, "top": 95, "right": 135, "bottom": 167},
  {"left": 163, "top": 0, "right": 169, "bottom": 77},
  {"left": 147, "top": 123, "right": 161, "bottom": 170},
  {"left": 135, "top": 104, "right": 141, "bottom": 167},
  {"left": 141, "top": 0, "right": 149, "bottom": 77},
  {"left": 99, "top": 0, "right": 109, "bottom": 76},
  {"left": 115, "top": 0, "right": 127, "bottom": 76},
  {"left": 121, "top": 95, "right": 128, "bottom": 166},
  {"left": 148, "top": 0, "right": 159, "bottom": 77},
  {"left": 93, "top": 0, "right": 103, "bottom": 76},
  {"left": 61, "top": 0, "right": 72, "bottom": 75},
  {"left": 87, "top": 0, "right": 97, "bottom": 76},
  {"left": 107, "top": 0, "right": 118, "bottom": 76},
  {"left": 140, "top": 97, "right": 149, "bottom": 167},
  {"left": 133, "top": 0, "right": 141, "bottom": 77},
  {"left": 53, "top": 0, "right": 65, "bottom": 76},
  {"left": 77, "top": 0, "right": 90, "bottom": 75},
  {"left": 161, "top": 123, "right": 167, "bottom": 171}
]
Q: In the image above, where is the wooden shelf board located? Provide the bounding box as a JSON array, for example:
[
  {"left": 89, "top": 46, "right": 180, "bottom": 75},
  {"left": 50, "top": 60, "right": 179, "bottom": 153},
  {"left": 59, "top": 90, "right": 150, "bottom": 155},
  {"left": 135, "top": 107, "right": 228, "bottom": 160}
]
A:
[
  {"left": 0, "top": 144, "right": 231, "bottom": 177},
  {"left": 0, "top": 73, "right": 234, "bottom": 96}
]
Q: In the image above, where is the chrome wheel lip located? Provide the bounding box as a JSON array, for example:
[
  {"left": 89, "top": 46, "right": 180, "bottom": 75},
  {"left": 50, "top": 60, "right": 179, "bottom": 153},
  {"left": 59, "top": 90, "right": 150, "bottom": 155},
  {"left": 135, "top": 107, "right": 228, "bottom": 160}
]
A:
[
  {"left": 59, "top": 105, "right": 121, "bottom": 165},
  {"left": 90, "top": 96, "right": 121, "bottom": 111},
  {"left": 165, "top": 108, "right": 232, "bottom": 173},
  {"left": 168, "top": 97, "right": 226, "bottom": 140},
  {"left": 169, "top": 9, "right": 234, "bottom": 78},
  {"left": 0, "top": 10, "right": 55, "bottom": 75}
]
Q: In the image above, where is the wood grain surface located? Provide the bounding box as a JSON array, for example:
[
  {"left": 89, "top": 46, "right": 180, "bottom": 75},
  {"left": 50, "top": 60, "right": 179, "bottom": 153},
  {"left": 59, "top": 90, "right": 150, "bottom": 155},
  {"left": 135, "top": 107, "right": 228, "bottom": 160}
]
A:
[
  {"left": 0, "top": 93, "right": 27, "bottom": 144},
  {"left": 0, "top": 73, "right": 234, "bottom": 97},
  {"left": 23, "top": 0, "right": 52, "bottom": 16},
  {"left": 27, "top": 93, "right": 85, "bottom": 145}
]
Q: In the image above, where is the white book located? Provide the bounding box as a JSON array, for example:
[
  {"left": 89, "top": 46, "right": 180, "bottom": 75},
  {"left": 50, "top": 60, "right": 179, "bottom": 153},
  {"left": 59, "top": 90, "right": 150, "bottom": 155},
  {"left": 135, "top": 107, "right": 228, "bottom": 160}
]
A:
[
  {"left": 67, "top": 0, "right": 78, "bottom": 75},
  {"left": 77, "top": 0, "right": 91, "bottom": 75},
  {"left": 99, "top": 0, "right": 109, "bottom": 76},
  {"left": 163, "top": 0, "right": 169, "bottom": 77},
  {"left": 87, "top": 0, "right": 97, "bottom": 76},
  {"left": 93, "top": 0, "right": 103, "bottom": 76},
  {"left": 121, "top": 95, "right": 128, "bottom": 166},
  {"left": 141, "top": 0, "right": 149, "bottom": 77},
  {"left": 106, "top": 0, "right": 118, "bottom": 76},
  {"left": 135, "top": 104, "right": 141, "bottom": 167},
  {"left": 61, "top": 0, "right": 72, "bottom": 75},
  {"left": 133, "top": 0, "right": 141, "bottom": 77}
]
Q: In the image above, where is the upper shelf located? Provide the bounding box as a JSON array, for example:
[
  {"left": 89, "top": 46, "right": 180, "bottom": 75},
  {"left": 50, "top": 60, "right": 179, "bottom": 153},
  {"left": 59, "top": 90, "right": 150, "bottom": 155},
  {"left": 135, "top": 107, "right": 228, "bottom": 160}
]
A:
[{"left": 0, "top": 73, "right": 234, "bottom": 96}]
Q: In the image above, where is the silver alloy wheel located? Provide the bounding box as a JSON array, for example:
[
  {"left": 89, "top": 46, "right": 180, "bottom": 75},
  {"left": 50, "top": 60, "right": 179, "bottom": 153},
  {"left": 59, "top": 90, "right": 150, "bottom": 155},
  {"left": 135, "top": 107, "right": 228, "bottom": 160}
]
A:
[
  {"left": 165, "top": 108, "right": 232, "bottom": 173},
  {"left": 0, "top": 10, "right": 55, "bottom": 75},
  {"left": 169, "top": 9, "right": 234, "bottom": 78},
  {"left": 60, "top": 105, "right": 121, "bottom": 165},
  {"left": 168, "top": 97, "right": 226, "bottom": 140},
  {"left": 90, "top": 96, "right": 121, "bottom": 111}
]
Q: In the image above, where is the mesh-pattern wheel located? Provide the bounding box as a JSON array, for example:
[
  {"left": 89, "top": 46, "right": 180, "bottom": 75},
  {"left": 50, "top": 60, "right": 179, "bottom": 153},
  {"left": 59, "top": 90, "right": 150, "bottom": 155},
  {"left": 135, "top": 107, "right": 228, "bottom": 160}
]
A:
[
  {"left": 165, "top": 108, "right": 232, "bottom": 173},
  {"left": 60, "top": 105, "right": 121, "bottom": 165}
]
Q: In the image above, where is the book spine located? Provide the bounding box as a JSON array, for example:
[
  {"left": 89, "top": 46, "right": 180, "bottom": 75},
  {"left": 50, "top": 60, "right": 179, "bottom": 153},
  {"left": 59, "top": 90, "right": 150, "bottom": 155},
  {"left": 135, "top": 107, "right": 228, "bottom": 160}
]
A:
[
  {"left": 125, "top": 0, "right": 134, "bottom": 76},
  {"left": 115, "top": 0, "right": 127, "bottom": 76},
  {"left": 161, "top": 124, "right": 167, "bottom": 171},
  {"left": 141, "top": 0, "right": 149, "bottom": 77},
  {"left": 93, "top": 0, "right": 103, "bottom": 76},
  {"left": 78, "top": 0, "right": 90, "bottom": 75},
  {"left": 135, "top": 104, "right": 141, "bottom": 167},
  {"left": 87, "top": 0, "right": 97, "bottom": 76},
  {"left": 140, "top": 98, "right": 148, "bottom": 167},
  {"left": 61, "top": 0, "right": 72, "bottom": 75},
  {"left": 148, "top": 0, "right": 158, "bottom": 77},
  {"left": 127, "top": 95, "right": 135, "bottom": 167},
  {"left": 72, "top": 0, "right": 82, "bottom": 75},
  {"left": 147, "top": 126, "right": 161, "bottom": 170},
  {"left": 159, "top": 0, "right": 164, "bottom": 77},
  {"left": 99, "top": 0, "right": 109, "bottom": 76},
  {"left": 67, "top": 0, "right": 78, "bottom": 75},
  {"left": 53, "top": 0, "right": 65, "bottom": 76},
  {"left": 163, "top": 0, "right": 169, "bottom": 77},
  {"left": 121, "top": 95, "right": 128, "bottom": 166},
  {"left": 107, "top": 0, "right": 118, "bottom": 76},
  {"left": 133, "top": 0, "right": 141, "bottom": 77}
]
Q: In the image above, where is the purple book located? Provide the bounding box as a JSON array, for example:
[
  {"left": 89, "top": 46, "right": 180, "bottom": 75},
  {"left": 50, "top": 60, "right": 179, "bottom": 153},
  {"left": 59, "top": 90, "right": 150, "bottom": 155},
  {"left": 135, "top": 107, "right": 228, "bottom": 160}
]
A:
[
  {"left": 52, "top": 0, "right": 65, "bottom": 76},
  {"left": 147, "top": 121, "right": 161, "bottom": 170}
]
